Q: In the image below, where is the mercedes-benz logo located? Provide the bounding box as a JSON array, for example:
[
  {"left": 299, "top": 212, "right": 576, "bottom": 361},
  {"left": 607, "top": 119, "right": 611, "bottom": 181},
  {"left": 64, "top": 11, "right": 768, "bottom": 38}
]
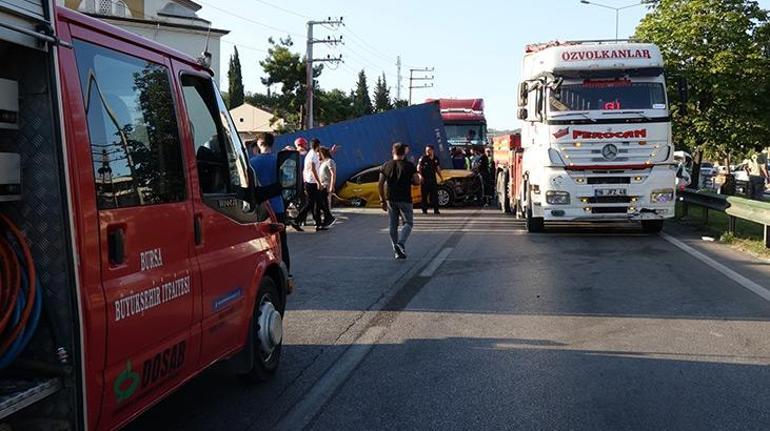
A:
[{"left": 602, "top": 144, "right": 619, "bottom": 161}]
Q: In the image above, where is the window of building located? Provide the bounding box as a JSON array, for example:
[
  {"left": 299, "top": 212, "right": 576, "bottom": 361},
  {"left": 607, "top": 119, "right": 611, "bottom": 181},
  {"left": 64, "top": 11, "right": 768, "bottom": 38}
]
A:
[{"left": 73, "top": 40, "right": 186, "bottom": 210}]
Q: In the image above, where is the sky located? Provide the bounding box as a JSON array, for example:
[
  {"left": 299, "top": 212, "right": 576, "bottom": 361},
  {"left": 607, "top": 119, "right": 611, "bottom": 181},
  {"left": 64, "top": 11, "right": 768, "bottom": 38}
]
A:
[{"left": 198, "top": 0, "right": 768, "bottom": 130}]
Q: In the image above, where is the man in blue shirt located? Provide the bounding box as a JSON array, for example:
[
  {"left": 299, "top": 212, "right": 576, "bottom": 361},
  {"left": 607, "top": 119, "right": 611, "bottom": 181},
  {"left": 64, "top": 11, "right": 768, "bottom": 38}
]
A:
[{"left": 250, "top": 132, "right": 291, "bottom": 275}]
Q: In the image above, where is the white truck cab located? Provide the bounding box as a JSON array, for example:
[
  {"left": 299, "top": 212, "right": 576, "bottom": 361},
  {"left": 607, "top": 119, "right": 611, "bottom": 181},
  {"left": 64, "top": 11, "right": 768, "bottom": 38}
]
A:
[{"left": 517, "top": 40, "right": 676, "bottom": 233}]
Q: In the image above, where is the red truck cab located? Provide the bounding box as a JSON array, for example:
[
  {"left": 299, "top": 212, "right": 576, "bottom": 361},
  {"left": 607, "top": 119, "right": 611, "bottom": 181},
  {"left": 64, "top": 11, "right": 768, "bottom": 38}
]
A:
[
  {"left": 428, "top": 98, "right": 487, "bottom": 150},
  {"left": 0, "top": 5, "right": 297, "bottom": 430}
]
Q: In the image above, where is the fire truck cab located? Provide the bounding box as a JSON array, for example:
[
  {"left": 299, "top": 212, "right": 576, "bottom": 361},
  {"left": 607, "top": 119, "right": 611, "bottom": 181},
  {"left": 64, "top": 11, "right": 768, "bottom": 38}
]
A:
[{"left": 0, "top": 4, "right": 299, "bottom": 430}]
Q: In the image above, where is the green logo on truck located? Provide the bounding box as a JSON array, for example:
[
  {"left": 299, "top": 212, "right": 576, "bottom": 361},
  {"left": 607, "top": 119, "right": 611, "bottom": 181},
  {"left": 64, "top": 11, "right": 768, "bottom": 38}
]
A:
[{"left": 114, "top": 360, "right": 140, "bottom": 403}]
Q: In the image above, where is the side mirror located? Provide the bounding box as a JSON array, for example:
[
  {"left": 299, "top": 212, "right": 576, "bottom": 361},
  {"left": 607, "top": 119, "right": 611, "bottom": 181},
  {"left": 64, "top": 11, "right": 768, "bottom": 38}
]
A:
[
  {"left": 518, "top": 82, "right": 528, "bottom": 107},
  {"left": 278, "top": 150, "right": 302, "bottom": 204},
  {"left": 517, "top": 108, "right": 528, "bottom": 120}
]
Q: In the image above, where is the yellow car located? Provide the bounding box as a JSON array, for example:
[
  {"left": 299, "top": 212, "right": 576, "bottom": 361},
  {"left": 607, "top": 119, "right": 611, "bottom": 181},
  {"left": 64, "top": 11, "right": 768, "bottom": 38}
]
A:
[{"left": 337, "top": 166, "right": 480, "bottom": 208}]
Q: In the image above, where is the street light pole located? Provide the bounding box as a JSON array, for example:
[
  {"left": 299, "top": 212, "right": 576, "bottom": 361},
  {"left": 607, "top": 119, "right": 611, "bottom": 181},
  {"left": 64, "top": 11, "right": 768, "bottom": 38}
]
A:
[{"left": 579, "top": 1, "right": 644, "bottom": 41}]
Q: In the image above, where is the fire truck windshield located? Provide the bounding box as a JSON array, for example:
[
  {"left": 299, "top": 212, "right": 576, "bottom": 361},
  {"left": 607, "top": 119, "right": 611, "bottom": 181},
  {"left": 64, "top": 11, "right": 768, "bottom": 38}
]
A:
[
  {"left": 549, "top": 81, "right": 666, "bottom": 112},
  {"left": 445, "top": 124, "right": 486, "bottom": 145}
]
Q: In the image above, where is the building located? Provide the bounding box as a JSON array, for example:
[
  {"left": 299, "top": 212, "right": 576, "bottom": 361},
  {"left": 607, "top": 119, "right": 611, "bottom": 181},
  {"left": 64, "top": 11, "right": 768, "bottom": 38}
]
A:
[
  {"left": 230, "top": 103, "right": 284, "bottom": 143},
  {"left": 58, "top": 0, "right": 228, "bottom": 78}
]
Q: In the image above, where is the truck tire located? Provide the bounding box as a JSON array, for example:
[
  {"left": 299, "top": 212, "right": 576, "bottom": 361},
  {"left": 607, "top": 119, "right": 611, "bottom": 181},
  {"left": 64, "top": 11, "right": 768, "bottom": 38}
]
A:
[
  {"left": 437, "top": 185, "right": 454, "bottom": 207},
  {"left": 497, "top": 172, "right": 511, "bottom": 214},
  {"left": 242, "top": 277, "right": 284, "bottom": 382},
  {"left": 525, "top": 193, "right": 544, "bottom": 233},
  {"left": 641, "top": 220, "right": 664, "bottom": 234}
]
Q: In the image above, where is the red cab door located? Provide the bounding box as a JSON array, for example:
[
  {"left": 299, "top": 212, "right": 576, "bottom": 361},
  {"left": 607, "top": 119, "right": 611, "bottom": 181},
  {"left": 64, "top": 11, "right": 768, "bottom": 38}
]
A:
[
  {"left": 172, "top": 65, "right": 276, "bottom": 367},
  {"left": 68, "top": 33, "right": 200, "bottom": 427}
]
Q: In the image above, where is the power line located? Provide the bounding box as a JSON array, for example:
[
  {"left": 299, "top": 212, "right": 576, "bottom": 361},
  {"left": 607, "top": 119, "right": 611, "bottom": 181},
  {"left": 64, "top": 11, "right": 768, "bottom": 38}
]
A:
[
  {"left": 198, "top": 0, "right": 305, "bottom": 38},
  {"left": 253, "top": 0, "right": 311, "bottom": 19},
  {"left": 220, "top": 39, "right": 268, "bottom": 54},
  {"left": 343, "top": 26, "right": 399, "bottom": 65}
]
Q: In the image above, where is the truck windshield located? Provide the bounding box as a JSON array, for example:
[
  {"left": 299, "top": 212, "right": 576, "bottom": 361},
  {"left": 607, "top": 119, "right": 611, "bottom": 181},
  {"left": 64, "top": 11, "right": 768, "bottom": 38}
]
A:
[
  {"left": 445, "top": 124, "right": 486, "bottom": 145},
  {"left": 549, "top": 80, "right": 666, "bottom": 112}
]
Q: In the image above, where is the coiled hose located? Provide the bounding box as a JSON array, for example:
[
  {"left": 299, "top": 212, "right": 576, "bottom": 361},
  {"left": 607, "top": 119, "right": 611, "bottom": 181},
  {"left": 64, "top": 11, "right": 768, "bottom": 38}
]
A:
[{"left": 0, "top": 213, "right": 41, "bottom": 368}]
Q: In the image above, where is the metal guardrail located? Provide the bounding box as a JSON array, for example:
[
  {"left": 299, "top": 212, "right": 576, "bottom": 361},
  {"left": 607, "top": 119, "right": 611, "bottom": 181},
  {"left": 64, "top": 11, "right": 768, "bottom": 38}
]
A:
[{"left": 678, "top": 189, "right": 770, "bottom": 248}]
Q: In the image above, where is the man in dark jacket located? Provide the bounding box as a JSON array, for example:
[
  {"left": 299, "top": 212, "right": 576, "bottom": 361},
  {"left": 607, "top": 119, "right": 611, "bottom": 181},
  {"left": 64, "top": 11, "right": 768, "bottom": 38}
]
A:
[{"left": 417, "top": 145, "right": 444, "bottom": 214}]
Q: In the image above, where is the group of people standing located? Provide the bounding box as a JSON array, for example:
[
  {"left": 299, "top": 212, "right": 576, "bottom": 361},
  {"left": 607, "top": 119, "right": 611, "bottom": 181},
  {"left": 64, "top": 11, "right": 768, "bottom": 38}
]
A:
[
  {"left": 291, "top": 137, "right": 337, "bottom": 232},
  {"left": 451, "top": 145, "right": 495, "bottom": 205}
]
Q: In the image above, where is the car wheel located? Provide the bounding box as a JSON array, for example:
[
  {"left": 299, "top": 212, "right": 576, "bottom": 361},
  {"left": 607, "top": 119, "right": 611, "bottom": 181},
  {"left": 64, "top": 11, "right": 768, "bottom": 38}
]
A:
[
  {"left": 641, "top": 220, "right": 664, "bottom": 234},
  {"left": 242, "top": 277, "right": 284, "bottom": 382},
  {"left": 437, "top": 185, "right": 454, "bottom": 207},
  {"left": 350, "top": 197, "right": 367, "bottom": 208}
]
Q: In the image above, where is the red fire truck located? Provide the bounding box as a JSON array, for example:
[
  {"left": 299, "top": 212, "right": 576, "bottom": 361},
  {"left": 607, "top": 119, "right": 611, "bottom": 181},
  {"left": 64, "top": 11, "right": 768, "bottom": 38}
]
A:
[
  {"left": 428, "top": 99, "right": 487, "bottom": 149},
  {"left": 492, "top": 133, "right": 523, "bottom": 214},
  {"left": 0, "top": 4, "right": 299, "bottom": 430}
]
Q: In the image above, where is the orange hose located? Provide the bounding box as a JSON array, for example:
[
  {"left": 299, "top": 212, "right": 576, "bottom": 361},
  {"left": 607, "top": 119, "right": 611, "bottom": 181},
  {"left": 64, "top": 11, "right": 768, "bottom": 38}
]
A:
[{"left": 0, "top": 214, "right": 36, "bottom": 356}]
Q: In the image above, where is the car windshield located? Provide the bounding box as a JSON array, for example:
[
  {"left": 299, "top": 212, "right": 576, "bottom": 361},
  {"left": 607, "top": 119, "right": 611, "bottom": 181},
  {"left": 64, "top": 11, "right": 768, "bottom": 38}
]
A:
[
  {"left": 549, "top": 80, "right": 666, "bottom": 112},
  {"left": 445, "top": 124, "right": 485, "bottom": 145}
]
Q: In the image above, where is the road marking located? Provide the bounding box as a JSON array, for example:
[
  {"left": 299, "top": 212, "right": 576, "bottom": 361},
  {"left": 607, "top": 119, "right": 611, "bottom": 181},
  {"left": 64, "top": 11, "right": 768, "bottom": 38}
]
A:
[
  {"left": 419, "top": 247, "right": 453, "bottom": 277},
  {"left": 274, "top": 326, "right": 386, "bottom": 431},
  {"left": 660, "top": 232, "right": 770, "bottom": 302}
]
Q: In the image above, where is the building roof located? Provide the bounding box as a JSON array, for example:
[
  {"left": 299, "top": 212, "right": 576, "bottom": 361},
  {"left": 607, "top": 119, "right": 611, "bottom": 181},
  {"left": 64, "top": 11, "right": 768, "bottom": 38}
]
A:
[{"left": 230, "top": 103, "right": 283, "bottom": 133}]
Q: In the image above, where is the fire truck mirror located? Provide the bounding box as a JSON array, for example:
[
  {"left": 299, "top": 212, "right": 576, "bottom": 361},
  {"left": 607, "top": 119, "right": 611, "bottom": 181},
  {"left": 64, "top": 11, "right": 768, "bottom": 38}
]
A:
[
  {"left": 518, "top": 82, "right": 528, "bottom": 107},
  {"left": 278, "top": 150, "right": 301, "bottom": 204}
]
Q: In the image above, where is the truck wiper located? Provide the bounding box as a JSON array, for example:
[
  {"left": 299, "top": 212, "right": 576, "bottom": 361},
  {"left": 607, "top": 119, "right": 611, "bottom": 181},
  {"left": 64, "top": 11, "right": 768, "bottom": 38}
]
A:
[
  {"left": 550, "top": 112, "right": 596, "bottom": 123},
  {"left": 602, "top": 110, "right": 651, "bottom": 121}
]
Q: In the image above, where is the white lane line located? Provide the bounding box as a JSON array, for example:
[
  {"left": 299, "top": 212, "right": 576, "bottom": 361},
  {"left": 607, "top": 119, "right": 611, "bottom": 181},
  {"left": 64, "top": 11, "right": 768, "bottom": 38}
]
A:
[
  {"left": 274, "top": 326, "right": 386, "bottom": 431},
  {"left": 660, "top": 232, "right": 770, "bottom": 302},
  {"left": 419, "top": 247, "right": 453, "bottom": 277}
]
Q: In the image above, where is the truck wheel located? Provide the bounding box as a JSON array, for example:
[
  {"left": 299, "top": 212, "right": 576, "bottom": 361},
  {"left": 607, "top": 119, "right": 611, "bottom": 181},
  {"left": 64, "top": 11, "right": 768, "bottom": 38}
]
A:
[
  {"left": 498, "top": 172, "right": 511, "bottom": 214},
  {"left": 525, "top": 196, "right": 544, "bottom": 233},
  {"left": 243, "top": 277, "right": 284, "bottom": 382},
  {"left": 641, "top": 220, "right": 664, "bottom": 234},
  {"left": 437, "top": 185, "right": 454, "bottom": 207},
  {"left": 350, "top": 197, "right": 366, "bottom": 208}
]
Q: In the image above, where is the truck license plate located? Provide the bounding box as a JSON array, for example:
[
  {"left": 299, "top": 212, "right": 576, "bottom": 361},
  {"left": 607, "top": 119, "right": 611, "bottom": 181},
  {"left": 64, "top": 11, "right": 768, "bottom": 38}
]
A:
[{"left": 595, "top": 188, "right": 627, "bottom": 197}]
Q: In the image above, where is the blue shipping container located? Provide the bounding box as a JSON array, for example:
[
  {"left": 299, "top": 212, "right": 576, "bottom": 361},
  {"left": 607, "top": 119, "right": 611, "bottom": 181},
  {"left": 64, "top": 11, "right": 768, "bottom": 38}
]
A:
[{"left": 275, "top": 102, "right": 450, "bottom": 189}]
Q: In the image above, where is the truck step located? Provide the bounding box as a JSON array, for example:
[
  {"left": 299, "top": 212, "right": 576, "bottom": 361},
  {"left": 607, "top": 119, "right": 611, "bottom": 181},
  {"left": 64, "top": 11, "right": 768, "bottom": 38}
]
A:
[{"left": 0, "top": 378, "right": 61, "bottom": 421}]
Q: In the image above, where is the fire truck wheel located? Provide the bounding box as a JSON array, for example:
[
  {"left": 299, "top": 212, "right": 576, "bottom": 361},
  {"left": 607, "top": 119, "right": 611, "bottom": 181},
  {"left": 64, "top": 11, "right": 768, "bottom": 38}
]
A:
[
  {"left": 641, "top": 220, "right": 664, "bottom": 234},
  {"left": 244, "top": 277, "right": 284, "bottom": 382},
  {"left": 526, "top": 198, "right": 544, "bottom": 233}
]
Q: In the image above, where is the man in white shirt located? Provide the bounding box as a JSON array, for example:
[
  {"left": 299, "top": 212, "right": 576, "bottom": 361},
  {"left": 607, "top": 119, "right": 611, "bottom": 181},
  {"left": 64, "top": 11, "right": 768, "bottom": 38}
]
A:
[{"left": 295, "top": 138, "right": 323, "bottom": 230}]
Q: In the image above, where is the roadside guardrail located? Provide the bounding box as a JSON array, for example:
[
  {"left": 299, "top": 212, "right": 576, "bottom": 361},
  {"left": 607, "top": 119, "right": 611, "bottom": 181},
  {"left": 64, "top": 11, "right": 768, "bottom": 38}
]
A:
[{"left": 678, "top": 189, "right": 770, "bottom": 248}]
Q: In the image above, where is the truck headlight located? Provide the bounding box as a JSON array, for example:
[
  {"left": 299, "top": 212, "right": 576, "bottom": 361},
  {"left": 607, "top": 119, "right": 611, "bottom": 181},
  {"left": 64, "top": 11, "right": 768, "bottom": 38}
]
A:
[
  {"left": 548, "top": 148, "right": 566, "bottom": 167},
  {"left": 650, "top": 189, "right": 674, "bottom": 203},
  {"left": 546, "top": 190, "right": 570, "bottom": 205}
]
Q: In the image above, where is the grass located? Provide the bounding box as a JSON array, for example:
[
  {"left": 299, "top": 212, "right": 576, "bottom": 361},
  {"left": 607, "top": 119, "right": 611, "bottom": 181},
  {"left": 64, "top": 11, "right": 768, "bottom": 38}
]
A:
[{"left": 675, "top": 202, "right": 770, "bottom": 259}]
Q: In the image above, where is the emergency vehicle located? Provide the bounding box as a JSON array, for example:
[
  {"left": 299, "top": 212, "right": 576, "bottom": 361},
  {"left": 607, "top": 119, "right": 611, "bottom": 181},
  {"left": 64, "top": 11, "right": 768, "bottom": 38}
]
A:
[
  {"left": 428, "top": 99, "right": 487, "bottom": 149},
  {"left": 511, "top": 40, "right": 677, "bottom": 233},
  {"left": 0, "top": 3, "right": 300, "bottom": 430}
]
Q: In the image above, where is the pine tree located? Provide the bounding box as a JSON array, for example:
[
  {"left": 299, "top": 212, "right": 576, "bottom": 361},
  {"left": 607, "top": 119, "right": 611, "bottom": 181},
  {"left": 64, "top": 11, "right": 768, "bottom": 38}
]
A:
[
  {"left": 373, "top": 73, "right": 392, "bottom": 113},
  {"left": 227, "top": 47, "right": 245, "bottom": 108},
  {"left": 352, "top": 70, "right": 373, "bottom": 117}
]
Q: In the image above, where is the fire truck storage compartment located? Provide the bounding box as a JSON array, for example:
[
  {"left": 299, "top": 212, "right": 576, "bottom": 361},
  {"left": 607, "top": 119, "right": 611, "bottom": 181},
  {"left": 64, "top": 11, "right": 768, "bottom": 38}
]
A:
[{"left": 0, "top": 37, "right": 81, "bottom": 430}]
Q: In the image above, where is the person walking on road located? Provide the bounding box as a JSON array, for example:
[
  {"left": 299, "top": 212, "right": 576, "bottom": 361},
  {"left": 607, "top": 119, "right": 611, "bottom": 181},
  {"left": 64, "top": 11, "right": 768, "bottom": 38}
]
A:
[
  {"left": 418, "top": 145, "right": 443, "bottom": 214},
  {"left": 379, "top": 143, "right": 422, "bottom": 259},
  {"left": 295, "top": 138, "right": 323, "bottom": 231},
  {"left": 249, "top": 133, "right": 292, "bottom": 277},
  {"left": 317, "top": 147, "right": 337, "bottom": 229}
]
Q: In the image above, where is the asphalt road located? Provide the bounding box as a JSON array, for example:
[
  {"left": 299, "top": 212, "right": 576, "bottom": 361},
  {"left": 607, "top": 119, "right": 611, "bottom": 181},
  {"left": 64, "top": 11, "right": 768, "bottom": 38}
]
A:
[{"left": 129, "top": 208, "right": 770, "bottom": 431}]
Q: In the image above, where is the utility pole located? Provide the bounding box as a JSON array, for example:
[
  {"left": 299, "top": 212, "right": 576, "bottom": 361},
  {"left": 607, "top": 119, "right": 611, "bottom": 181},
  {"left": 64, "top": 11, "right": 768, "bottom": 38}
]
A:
[
  {"left": 396, "top": 56, "right": 402, "bottom": 101},
  {"left": 408, "top": 67, "right": 434, "bottom": 105},
  {"left": 306, "top": 17, "right": 344, "bottom": 129}
]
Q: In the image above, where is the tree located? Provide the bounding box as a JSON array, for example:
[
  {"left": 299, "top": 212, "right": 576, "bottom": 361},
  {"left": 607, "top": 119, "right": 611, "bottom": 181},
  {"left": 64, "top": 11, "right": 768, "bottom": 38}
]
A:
[
  {"left": 316, "top": 89, "right": 355, "bottom": 125},
  {"left": 259, "top": 37, "right": 322, "bottom": 132},
  {"left": 373, "top": 73, "right": 392, "bottom": 112},
  {"left": 227, "top": 47, "right": 245, "bottom": 108},
  {"left": 393, "top": 99, "right": 409, "bottom": 109},
  {"left": 352, "top": 70, "right": 373, "bottom": 116},
  {"left": 635, "top": 0, "right": 770, "bottom": 161}
]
